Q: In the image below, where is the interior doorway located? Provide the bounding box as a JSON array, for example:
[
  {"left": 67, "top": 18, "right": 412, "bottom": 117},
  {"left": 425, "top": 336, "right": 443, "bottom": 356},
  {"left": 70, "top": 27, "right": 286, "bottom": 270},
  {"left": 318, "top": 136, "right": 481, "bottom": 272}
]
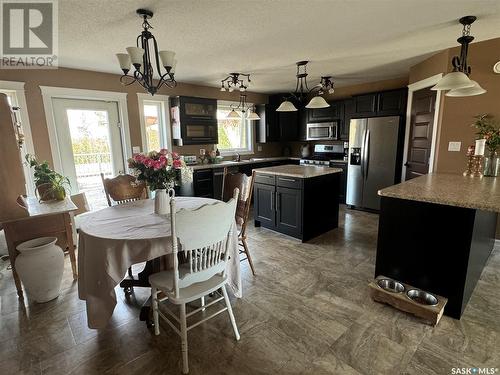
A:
[
  {"left": 404, "top": 87, "right": 437, "bottom": 180},
  {"left": 51, "top": 98, "right": 124, "bottom": 210},
  {"left": 402, "top": 73, "right": 443, "bottom": 181}
]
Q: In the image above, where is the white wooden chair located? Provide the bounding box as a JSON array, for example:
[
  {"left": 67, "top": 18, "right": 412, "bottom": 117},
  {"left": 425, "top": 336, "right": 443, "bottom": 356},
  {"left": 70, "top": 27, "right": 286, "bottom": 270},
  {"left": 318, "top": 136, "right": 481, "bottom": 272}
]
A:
[{"left": 149, "top": 188, "right": 241, "bottom": 374}]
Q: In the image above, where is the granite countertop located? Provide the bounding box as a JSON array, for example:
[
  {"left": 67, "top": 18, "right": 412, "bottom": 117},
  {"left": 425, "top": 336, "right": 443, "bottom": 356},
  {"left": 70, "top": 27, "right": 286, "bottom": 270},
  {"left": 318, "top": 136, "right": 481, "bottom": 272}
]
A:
[
  {"left": 254, "top": 165, "right": 342, "bottom": 179},
  {"left": 378, "top": 173, "right": 500, "bottom": 213},
  {"left": 189, "top": 157, "right": 301, "bottom": 170}
]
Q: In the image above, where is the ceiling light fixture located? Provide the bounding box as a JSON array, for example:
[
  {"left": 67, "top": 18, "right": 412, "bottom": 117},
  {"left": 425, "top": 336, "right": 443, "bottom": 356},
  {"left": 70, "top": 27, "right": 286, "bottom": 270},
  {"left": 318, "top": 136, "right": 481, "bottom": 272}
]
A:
[
  {"left": 221, "top": 73, "right": 260, "bottom": 120},
  {"left": 220, "top": 73, "right": 251, "bottom": 92},
  {"left": 277, "top": 61, "right": 334, "bottom": 112},
  {"left": 116, "top": 9, "right": 177, "bottom": 96},
  {"left": 431, "top": 16, "right": 486, "bottom": 97}
]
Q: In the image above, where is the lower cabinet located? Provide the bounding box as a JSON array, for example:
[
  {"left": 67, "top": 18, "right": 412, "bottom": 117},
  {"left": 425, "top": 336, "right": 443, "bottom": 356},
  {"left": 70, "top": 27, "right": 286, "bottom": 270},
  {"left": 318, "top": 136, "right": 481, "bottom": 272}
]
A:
[
  {"left": 193, "top": 169, "right": 213, "bottom": 198},
  {"left": 254, "top": 174, "right": 303, "bottom": 239},
  {"left": 254, "top": 171, "right": 340, "bottom": 242},
  {"left": 276, "top": 186, "right": 302, "bottom": 237}
]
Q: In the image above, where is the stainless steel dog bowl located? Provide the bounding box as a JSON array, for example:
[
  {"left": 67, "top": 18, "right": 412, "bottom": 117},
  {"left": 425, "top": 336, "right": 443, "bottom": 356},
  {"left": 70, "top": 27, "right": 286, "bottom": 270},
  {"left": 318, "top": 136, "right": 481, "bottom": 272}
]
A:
[
  {"left": 376, "top": 278, "right": 405, "bottom": 293},
  {"left": 406, "top": 289, "right": 438, "bottom": 306}
]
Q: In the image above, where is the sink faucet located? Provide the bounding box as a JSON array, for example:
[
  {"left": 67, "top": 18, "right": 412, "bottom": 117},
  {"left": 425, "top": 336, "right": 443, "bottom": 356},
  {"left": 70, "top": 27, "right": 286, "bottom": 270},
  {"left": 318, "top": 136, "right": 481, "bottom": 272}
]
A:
[{"left": 233, "top": 153, "right": 241, "bottom": 162}]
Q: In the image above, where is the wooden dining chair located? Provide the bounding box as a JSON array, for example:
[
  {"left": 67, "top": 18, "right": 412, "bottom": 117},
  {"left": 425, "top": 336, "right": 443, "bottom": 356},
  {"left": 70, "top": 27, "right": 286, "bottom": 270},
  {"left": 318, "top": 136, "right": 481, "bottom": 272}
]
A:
[
  {"left": 222, "top": 168, "right": 256, "bottom": 275},
  {"left": 149, "top": 188, "right": 241, "bottom": 374},
  {"left": 101, "top": 173, "right": 147, "bottom": 282},
  {"left": 101, "top": 173, "right": 147, "bottom": 206}
]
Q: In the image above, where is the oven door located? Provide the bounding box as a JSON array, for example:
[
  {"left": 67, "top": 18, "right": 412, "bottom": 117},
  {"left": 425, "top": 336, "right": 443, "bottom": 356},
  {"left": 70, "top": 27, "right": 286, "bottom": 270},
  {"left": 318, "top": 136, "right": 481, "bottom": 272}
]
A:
[{"left": 306, "top": 123, "right": 336, "bottom": 140}]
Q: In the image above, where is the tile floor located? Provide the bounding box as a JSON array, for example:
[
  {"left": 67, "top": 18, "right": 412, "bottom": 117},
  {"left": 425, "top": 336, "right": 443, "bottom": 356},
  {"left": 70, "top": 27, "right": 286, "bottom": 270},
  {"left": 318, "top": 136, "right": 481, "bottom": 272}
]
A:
[{"left": 0, "top": 206, "right": 499, "bottom": 374}]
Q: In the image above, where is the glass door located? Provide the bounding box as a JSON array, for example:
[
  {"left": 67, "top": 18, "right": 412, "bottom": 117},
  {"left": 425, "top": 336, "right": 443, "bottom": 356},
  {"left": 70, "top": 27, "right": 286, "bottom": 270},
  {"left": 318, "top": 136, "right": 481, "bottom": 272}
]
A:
[{"left": 51, "top": 98, "right": 124, "bottom": 210}]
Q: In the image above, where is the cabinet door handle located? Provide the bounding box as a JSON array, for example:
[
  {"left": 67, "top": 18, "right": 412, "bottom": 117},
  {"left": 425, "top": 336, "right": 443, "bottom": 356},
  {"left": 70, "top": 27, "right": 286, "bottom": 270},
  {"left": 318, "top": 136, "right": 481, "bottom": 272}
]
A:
[
  {"left": 279, "top": 177, "right": 296, "bottom": 182},
  {"left": 276, "top": 192, "right": 280, "bottom": 211},
  {"left": 270, "top": 191, "right": 274, "bottom": 211}
]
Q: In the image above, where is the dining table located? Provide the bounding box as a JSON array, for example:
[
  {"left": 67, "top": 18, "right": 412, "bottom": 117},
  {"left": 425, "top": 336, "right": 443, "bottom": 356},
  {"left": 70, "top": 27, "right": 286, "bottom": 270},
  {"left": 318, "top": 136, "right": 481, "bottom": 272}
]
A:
[{"left": 77, "top": 196, "right": 242, "bottom": 329}]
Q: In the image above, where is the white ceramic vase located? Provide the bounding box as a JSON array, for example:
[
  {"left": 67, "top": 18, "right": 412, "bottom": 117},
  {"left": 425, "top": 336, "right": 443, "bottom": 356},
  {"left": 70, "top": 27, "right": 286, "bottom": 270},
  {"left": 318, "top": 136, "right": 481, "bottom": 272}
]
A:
[
  {"left": 15, "top": 237, "right": 64, "bottom": 303},
  {"left": 154, "top": 188, "right": 174, "bottom": 215}
]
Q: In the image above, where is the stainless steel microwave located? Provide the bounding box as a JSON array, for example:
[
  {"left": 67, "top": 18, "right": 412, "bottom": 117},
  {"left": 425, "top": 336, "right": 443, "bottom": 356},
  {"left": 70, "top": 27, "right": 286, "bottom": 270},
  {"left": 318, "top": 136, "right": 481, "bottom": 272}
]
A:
[{"left": 306, "top": 122, "right": 338, "bottom": 141}]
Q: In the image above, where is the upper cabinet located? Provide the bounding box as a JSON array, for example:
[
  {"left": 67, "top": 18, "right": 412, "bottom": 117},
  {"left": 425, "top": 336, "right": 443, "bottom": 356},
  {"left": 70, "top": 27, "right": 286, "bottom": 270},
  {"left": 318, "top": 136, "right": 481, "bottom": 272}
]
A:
[
  {"left": 377, "top": 89, "right": 408, "bottom": 116},
  {"left": 352, "top": 89, "right": 408, "bottom": 118},
  {"left": 257, "top": 95, "right": 299, "bottom": 143},
  {"left": 170, "top": 96, "right": 218, "bottom": 145}
]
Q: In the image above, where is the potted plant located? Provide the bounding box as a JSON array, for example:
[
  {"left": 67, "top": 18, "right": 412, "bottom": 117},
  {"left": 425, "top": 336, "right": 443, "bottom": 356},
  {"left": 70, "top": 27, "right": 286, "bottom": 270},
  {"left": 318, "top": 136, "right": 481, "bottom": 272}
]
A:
[
  {"left": 25, "top": 154, "right": 71, "bottom": 201},
  {"left": 472, "top": 114, "right": 500, "bottom": 177},
  {"left": 128, "top": 149, "right": 188, "bottom": 214}
]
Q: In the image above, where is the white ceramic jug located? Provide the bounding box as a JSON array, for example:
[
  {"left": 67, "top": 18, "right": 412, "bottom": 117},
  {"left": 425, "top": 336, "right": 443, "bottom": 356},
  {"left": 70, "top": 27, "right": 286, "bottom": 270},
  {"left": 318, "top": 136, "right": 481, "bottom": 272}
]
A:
[
  {"left": 15, "top": 237, "right": 64, "bottom": 303},
  {"left": 154, "top": 188, "right": 175, "bottom": 215}
]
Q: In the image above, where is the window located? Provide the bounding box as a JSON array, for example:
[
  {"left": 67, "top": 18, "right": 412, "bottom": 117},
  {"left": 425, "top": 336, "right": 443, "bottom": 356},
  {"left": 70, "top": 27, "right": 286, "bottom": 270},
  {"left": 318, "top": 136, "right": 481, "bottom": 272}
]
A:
[
  {"left": 217, "top": 101, "right": 253, "bottom": 155},
  {"left": 138, "top": 94, "right": 171, "bottom": 153}
]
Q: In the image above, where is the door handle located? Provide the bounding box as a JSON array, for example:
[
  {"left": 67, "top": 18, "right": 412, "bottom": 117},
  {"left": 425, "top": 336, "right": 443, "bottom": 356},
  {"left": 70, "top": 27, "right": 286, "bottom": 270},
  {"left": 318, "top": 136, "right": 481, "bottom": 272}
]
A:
[
  {"left": 271, "top": 191, "right": 275, "bottom": 211},
  {"left": 365, "top": 129, "right": 371, "bottom": 179},
  {"left": 404, "top": 162, "right": 409, "bottom": 167},
  {"left": 276, "top": 192, "right": 280, "bottom": 211}
]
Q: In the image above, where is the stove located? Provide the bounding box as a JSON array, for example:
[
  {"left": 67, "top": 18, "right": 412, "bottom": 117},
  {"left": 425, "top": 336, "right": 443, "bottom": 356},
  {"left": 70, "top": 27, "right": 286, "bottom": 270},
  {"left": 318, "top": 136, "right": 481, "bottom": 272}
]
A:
[{"left": 300, "top": 144, "right": 348, "bottom": 167}]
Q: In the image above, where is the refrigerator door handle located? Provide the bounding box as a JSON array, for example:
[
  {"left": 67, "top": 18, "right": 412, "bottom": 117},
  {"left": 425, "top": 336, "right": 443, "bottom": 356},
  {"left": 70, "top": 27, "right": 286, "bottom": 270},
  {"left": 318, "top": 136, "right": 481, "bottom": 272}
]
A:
[
  {"left": 364, "top": 129, "right": 371, "bottom": 179},
  {"left": 361, "top": 128, "right": 367, "bottom": 179}
]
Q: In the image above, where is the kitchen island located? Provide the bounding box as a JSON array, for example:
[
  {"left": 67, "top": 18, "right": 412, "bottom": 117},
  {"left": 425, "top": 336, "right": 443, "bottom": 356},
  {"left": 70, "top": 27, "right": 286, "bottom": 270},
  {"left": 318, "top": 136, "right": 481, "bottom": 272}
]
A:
[
  {"left": 376, "top": 173, "right": 499, "bottom": 319},
  {"left": 253, "top": 164, "right": 342, "bottom": 242}
]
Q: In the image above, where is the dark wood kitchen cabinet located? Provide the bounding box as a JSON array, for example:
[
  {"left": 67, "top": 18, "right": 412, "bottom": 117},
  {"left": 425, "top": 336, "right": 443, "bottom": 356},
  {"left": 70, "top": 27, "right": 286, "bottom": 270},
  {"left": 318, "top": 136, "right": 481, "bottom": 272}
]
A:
[
  {"left": 170, "top": 96, "right": 218, "bottom": 145},
  {"left": 354, "top": 93, "right": 378, "bottom": 116},
  {"left": 256, "top": 104, "right": 280, "bottom": 143},
  {"left": 193, "top": 169, "right": 213, "bottom": 198},
  {"left": 342, "top": 98, "right": 355, "bottom": 140},
  {"left": 253, "top": 169, "right": 340, "bottom": 241},
  {"left": 377, "top": 89, "right": 408, "bottom": 116}
]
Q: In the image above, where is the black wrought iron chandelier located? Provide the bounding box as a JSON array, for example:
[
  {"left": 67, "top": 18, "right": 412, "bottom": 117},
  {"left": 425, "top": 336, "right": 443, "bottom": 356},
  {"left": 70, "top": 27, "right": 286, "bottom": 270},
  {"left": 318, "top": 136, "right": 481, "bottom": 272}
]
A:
[
  {"left": 220, "top": 73, "right": 251, "bottom": 92},
  {"left": 277, "top": 61, "right": 335, "bottom": 112},
  {"left": 221, "top": 73, "right": 260, "bottom": 120},
  {"left": 116, "top": 9, "right": 177, "bottom": 96},
  {"left": 431, "top": 16, "right": 486, "bottom": 97}
]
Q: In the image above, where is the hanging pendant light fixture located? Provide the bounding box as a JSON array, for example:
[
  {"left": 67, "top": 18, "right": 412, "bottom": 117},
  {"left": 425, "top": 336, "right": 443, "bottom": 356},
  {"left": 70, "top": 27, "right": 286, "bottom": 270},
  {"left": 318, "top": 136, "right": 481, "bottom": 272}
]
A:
[
  {"left": 277, "top": 61, "right": 334, "bottom": 112},
  {"left": 432, "top": 16, "right": 486, "bottom": 96},
  {"left": 116, "top": 9, "right": 177, "bottom": 96},
  {"left": 221, "top": 73, "right": 260, "bottom": 120}
]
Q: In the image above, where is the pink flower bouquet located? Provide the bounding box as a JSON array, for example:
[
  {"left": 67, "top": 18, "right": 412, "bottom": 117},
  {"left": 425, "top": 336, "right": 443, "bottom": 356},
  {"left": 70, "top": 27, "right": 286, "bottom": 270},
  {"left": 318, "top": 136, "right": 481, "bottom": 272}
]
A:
[{"left": 128, "top": 149, "right": 187, "bottom": 191}]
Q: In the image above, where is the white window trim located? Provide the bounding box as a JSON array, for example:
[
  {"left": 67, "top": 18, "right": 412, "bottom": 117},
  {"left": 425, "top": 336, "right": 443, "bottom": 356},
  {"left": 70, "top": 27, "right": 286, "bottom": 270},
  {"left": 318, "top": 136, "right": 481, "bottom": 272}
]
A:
[
  {"left": 40, "top": 86, "right": 132, "bottom": 174},
  {"left": 0, "top": 80, "right": 36, "bottom": 195},
  {"left": 217, "top": 100, "right": 254, "bottom": 156},
  {"left": 137, "top": 93, "right": 172, "bottom": 153},
  {"left": 402, "top": 73, "right": 443, "bottom": 180}
]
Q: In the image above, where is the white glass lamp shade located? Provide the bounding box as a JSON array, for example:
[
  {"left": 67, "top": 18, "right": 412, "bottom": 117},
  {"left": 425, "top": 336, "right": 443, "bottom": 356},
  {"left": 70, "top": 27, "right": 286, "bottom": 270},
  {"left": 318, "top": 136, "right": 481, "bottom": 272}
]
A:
[
  {"left": 247, "top": 110, "right": 261, "bottom": 120},
  {"left": 220, "top": 86, "right": 226, "bottom": 92},
  {"left": 159, "top": 50, "right": 175, "bottom": 68},
  {"left": 431, "top": 71, "right": 474, "bottom": 91},
  {"left": 116, "top": 53, "right": 131, "bottom": 72},
  {"left": 276, "top": 100, "right": 298, "bottom": 112},
  {"left": 305, "top": 95, "right": 330, "bottom": 109},
  {"left": 445, "top": 80, "right": 486, "bottom": 97},
  {"left": 126, "top": 47, "right": 145, "bottom": 66},
  {"left": 226, "top": 109, "right": 240, "bottom": 119}
]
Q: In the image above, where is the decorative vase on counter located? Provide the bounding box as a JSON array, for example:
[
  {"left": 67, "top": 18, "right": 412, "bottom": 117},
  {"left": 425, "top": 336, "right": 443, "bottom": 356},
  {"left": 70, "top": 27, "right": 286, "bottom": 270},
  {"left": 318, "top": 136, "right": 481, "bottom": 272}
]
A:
[
  {"left": 154, "top": 188, "right": 175, "bottom": 215},
  {"left": 483, "top": 151, "right": 500, "bottom": 177},
  {"left": 15, "top": 237, "right": 64, "bottom": 303}
]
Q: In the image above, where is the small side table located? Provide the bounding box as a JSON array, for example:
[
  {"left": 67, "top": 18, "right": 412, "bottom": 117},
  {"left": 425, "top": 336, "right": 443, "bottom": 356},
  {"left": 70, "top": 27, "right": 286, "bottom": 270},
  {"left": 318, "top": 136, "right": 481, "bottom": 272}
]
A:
[{"left": 2, "top": 196, "right": 78, "bottom": 297}]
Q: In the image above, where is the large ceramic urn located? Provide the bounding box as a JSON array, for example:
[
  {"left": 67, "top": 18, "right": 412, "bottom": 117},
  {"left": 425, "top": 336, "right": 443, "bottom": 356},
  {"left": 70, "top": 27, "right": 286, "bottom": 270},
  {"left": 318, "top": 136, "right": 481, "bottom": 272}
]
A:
[{"left": 15, "top": 237, "right": 64, "bottom": 303}]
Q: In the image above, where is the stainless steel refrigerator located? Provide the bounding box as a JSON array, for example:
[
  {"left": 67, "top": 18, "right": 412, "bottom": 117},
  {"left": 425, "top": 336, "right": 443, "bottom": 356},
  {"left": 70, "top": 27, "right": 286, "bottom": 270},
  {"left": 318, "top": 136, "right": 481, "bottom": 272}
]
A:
[{"left": 346, "top": 116, "right": 400, "bottom": 211}]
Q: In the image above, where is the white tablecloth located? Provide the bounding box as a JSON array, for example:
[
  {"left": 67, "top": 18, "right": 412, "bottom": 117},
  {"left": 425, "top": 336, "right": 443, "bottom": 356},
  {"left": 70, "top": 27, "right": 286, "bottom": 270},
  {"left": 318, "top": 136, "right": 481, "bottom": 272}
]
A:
[{"left": 77, "top": 197, "right": 241, "bottom": 329}]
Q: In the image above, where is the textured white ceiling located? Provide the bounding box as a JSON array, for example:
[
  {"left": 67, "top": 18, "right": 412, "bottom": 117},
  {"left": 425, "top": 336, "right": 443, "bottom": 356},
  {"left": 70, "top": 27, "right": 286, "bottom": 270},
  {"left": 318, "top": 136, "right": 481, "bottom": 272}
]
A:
[{"left": 59, "top": 0, "right": 500, "bottom": 93}]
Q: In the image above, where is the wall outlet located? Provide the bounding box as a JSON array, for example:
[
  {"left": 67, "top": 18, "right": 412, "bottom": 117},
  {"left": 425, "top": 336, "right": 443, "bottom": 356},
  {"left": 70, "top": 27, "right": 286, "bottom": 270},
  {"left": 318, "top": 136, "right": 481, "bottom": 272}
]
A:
[
  {"left": 132, "top": 146, "right": 141, "bottom": 154},
  {"left": 199, "top": 148, "right": 206, "bottom": 155},
  {"left": 448, "top": 141, "right": 461, "bottom": 152},
  {"left": 257, "top": 145, "right": 262, "bottom": 152}
]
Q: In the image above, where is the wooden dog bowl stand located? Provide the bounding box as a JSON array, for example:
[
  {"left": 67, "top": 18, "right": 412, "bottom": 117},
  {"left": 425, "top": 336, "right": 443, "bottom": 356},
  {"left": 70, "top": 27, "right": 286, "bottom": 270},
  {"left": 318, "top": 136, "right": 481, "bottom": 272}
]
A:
[{"left": 369, "top": 275, "right": 448, "bottom": 326}]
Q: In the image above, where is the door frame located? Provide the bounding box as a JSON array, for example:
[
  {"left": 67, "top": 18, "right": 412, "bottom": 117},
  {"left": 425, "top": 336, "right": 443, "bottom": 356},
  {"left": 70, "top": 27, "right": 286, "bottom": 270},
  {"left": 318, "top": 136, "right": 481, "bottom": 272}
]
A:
[
  {"left": 40, "top": 86, "right": 132, "bottom": 174},
  {"left": 401, "top": 73, "right": 443, "bottom": 180},
  {"left": 0, "top": 80, "right": 36, "bottom": 195}
]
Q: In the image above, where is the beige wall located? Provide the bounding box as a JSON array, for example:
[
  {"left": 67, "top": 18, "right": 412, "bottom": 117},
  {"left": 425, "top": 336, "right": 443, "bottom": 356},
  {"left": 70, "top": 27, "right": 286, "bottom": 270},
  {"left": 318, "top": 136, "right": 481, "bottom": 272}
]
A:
[{"left": 0, "top": 67, "right": 271, "bottom": 165}]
